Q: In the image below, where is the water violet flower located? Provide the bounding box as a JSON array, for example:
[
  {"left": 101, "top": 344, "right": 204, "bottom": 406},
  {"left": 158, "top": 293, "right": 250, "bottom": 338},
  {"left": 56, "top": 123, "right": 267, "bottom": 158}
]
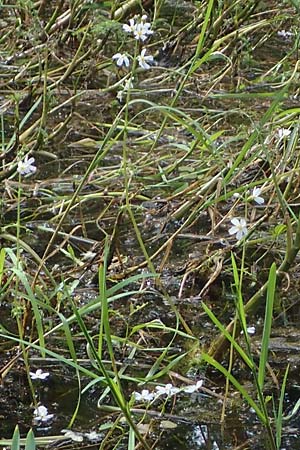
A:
[
  {"left": 116, "top": 78, "right": 134, "bottom": 102},
  {"left": 33, "top": 405, "right": 54, "bottom": 423},
  {"left": 137, "top": 48, "right": 154, "bottom": 69},
  {"left": 229, "top": 218, "right": 248, "bottom": 241},
  {"left": 277, "top": 30, "right": 293, "bottom": 40},
  {"left": 133, "top": 389, "right": 154, "bottom": 403},
  {"left": 123, "top": 18, "right": 136, "bottom": 34},
  {"left": 183, "top": 380, "right": 203, "bottom": 394},
  {"left": 30, "top": 369, "right": 50, "bottom": 380},
  {"left": 278, "top": 128, "right": 291, "bottom": 139},
  {"left": 251, "top": 187, "right": 264, "bottom": 205},
  {"left": 155, "top": 383, "right": 180, "bottom": 397},
  {"left": 17, "top": 155, "right": 36, "bottom": 176},
  {"left": 133, "top": 22, "right": 153, "bottom": 41},
  {"left": 112, "top": 53, "right": 130, "bottom": 68},
  {"left": 247, "top": 326, "right": 256, "bottom": 335}
]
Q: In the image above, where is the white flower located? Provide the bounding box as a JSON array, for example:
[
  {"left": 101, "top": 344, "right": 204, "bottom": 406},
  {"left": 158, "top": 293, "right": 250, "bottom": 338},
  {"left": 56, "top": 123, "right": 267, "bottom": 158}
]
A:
[
  {"left": 112, "top": 53, "right": 130, "bottom": 68},
  {"left": 81, "top": 250, "right": 97, "bottom": 261},
  {"left": 17, "top": 155, "right": 36, "bottom": 176},
  {"left": 61, "top": 430, "right": 83, "bottom": 442},
  {"left": 85, "top": 431, "right": 101, "bottom": 441},
  {"left": 278, "top": 128, "right": 291, "bottom": 139},
  {"left": 137, "top": 48, "right": 154, "bottom": 70},
  {"left": 116, "top": 90, "right": 124, "bottom": 102},
  {"left": 183, "top": 380, "right": 203, "bottom": 394},
  {"left": 30, "top": 369, "right": 50, "bottom": 380},
  {"left": 133, "top": 389, "right": 154, "bottom": 403},
  {"left": 123, "top": 18, "right": 136, "bottom": 34},
  {"left": 277, "top": 30, "right": 293, "bottom": 39},
  {"left": 229, "top": 218, "right": 248, "bottom": 241},
  {"left": 122, "top": 16, "right": 153, "bottom": 40},
  {"left": 116, "top": 78, "right": 134, "bottom": 102},
  {"left": 247, "top": 326, "right": 256, "bottom": 335},
  {"left": 124, "top": 78, "right": 134, "bottom": 91},
  {"left": 133, "top": 23, "right": 152, "bottom": 41},
  {"left": 33, "top": 405, "right": 54, "bottom": 423},
  {"left": 155, "top": 383, "right": 180, "bottom": 398},
  {"left": 251, "top": 187, "right": 264, "bottom": 205},
  {"left": 241, "top": 326, "right": 256, "bottom": 336}
]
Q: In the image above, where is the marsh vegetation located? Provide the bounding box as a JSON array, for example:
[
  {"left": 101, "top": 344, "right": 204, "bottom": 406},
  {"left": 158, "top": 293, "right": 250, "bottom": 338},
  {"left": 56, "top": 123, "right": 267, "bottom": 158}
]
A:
[{"left": 1, "top": 1, "right": 300, "bottom": 449}]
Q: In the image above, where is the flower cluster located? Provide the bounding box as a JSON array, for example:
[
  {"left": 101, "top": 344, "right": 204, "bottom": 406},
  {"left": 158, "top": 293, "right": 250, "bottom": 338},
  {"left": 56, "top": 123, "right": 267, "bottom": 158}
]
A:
[
  {"left": 133, "top": 380, "right": 203, "bottom": 404},
  {"left": 123, "top": 15, "right": 153, "bottom": 42},
  {"left": 229, "top": 187, "right": 265, "bottom": 241},
  {"left": 112, "top": 15, "right": 154, "bottom": 101},
  {"left": 30, "top": 369, "right": 53, "bottom": 425}
]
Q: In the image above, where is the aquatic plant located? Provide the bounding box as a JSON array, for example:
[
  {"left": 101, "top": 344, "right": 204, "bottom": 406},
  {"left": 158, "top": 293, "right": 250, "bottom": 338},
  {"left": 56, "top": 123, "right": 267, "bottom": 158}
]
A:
[{"left": 1, "top": 0, "right": 300, "bottom": 448}]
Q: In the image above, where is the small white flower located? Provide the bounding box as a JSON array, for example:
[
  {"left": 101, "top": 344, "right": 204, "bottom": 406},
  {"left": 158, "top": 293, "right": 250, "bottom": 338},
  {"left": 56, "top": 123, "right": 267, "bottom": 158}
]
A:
[
  {"left": 251, "top": 187, "right": 264, "bottom": 205},
  {"left": 247, "top": 326, "right": 256, "bottom": 335},
  {"left": 277, "top": 30, "right": 293, "bottom": 40},
  {"left": 30, "top": 369, "right": 50, "bottom": 380},
  {"left": 183, "top": 380, "right": 203, "bottom": 394},
  {"left": 117, "top": 90, "right": 124, "bottom": 102},
  {"left": 124, "top": 78, "right": 134, "bottom": 91},
  {"left": 133, "top": 22, "right": 153, "bottom": 41},
  {"left": 229, "top": 218, "right": 248, "bottom": 241},
  {"left": 241, "top": 326, "right": 256, "bottom": 335},
  {"left": 81, "top": 250, "right": 97, "bottom": 261},
  {"left": 61, "top": 430, "right": 83, "bottom": 442},
  {"left": 140, "top": 21, "right": 153, "bottom": 36},
  {"left": 155, "top": 383, "right": 180, "bottom": 398},
  {"left": 278, "top": 128, "right": 291, "bottom": 139},
  {"left": 137, "top": 48, "right": 154, "bottom": 70},
  {"left": 17, "top": 155, "right": 36, "bottom": 176},
  {"left": 116, "top": 78, "right": 134, "bottom": 102},
  {"left": 33, "top": 405, "right": 54, "bottom": 423},
  {"left": 112, "top": 53, "right": 130, "bottom": 68},
  {"left": 123, "top": 18, "right": 136, "bottom": 34},
  {"left": 133, "top": 389, "right": 154, "bottom": 403},
  {"left": 85, "top": 431, "right": 101, "bottom": 441}
]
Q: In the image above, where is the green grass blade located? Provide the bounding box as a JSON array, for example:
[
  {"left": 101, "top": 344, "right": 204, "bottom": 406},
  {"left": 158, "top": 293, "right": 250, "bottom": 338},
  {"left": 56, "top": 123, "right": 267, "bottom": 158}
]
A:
[
  {"left": 258, "top": 263, "right": 277, "bottom": 391},
  {"left": 0, "top": 247, "right": 5, "bottom": 286},
  {"left": 201, "top": 301, "right": 253, "bottom": 369},
  {"left": 11, "top": 425, "right": 20, "bottom": 450},
  {"left": 25, "top": 429, "right": 36, "bottom": 450},
  {"left": 276, "top": 364, "right": 289, "bottom": 449},
  {"left": 201, "top": 353, "right": 266, "bottom": 424}
]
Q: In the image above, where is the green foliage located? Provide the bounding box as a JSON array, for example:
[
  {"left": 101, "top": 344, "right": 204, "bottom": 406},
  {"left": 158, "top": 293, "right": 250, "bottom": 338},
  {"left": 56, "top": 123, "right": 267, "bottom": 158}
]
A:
[
  {"left": 11, "top": 426, "right": 36, "bottom": 450},
  {"left": 202, "top": 260, "right": 289, "bottom": 450}
]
